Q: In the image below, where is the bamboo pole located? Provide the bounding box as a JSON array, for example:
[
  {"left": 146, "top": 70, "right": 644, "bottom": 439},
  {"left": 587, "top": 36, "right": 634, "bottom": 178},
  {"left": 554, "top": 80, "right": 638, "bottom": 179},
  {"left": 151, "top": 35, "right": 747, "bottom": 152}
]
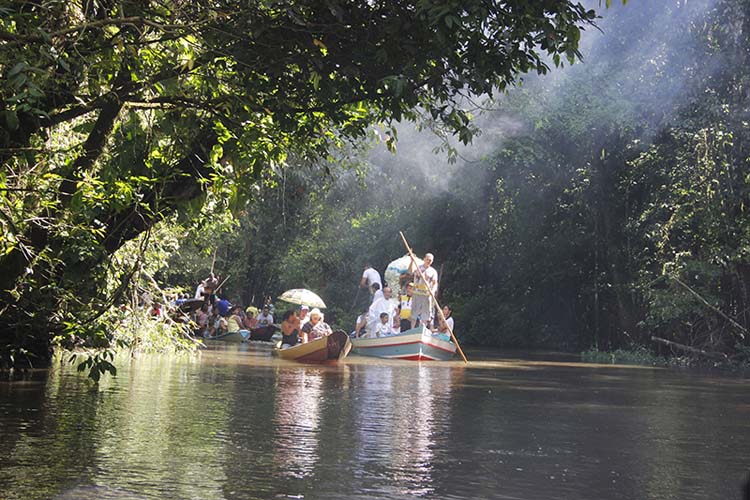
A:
[
  {"left": 214, "top": 274, "right": 231, "bottom": 294},
  {"left": 399, "top": 231, "right": 468, "bottom": 363}
]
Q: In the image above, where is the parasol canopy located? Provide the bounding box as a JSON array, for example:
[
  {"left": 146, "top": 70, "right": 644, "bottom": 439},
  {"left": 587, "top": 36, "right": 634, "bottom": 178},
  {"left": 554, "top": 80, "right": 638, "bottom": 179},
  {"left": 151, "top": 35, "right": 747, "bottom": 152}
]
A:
[{"left": 278, "top": 288, "right": 327, "bottom": 309}]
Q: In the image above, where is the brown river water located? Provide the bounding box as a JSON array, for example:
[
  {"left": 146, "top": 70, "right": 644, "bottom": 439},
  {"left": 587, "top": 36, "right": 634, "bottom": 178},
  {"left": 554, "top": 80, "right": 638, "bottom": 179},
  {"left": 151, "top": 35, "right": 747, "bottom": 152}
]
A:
[{"left": 1, "top": 343, "right": 749, "bottom": 500}]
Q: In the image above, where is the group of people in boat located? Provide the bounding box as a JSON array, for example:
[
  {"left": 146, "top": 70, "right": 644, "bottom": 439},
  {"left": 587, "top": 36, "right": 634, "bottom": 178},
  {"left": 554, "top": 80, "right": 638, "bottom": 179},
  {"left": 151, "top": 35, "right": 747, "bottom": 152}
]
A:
[
  {"left": 190, "top": 273, "right": 276, "bottom": 339},
  {"left": 162, "top": 250, "right": 455, "bottom": 346},
  {"left": 279, "top": 305, "right": 333, "bottom": 348},
  {"left": 354, "top": 252, "right": 455, "bottom": 339}
]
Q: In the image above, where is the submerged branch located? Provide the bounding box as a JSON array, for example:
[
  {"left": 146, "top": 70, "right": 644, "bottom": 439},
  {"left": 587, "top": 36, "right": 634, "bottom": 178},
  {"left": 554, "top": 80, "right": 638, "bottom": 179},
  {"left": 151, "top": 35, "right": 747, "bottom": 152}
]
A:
[{"left": 650, "top": 336, "right": 728, "bottom": 361}]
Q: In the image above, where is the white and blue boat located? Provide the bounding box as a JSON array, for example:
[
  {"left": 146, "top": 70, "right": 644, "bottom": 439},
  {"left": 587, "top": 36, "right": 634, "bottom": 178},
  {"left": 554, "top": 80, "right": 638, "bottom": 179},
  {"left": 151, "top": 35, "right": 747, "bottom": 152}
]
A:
[{"left": 350, "top": 325, "right": 457, "bottom": 361}]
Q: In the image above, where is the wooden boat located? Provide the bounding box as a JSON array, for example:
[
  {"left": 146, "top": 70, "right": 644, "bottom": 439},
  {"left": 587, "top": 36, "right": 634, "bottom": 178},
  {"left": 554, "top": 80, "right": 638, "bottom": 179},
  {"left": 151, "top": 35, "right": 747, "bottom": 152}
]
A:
[
  {"left": 275, "top": 330, "right": 351, "bottom": 363},
  {"left": 203, "top": 329, "right": 249, "bottom": 343},
  {"left": 350, "top": 325, "right": 457, "bottom": 361},
  {"left": 249, "top": 325, "right": 276, "bottom": 341}
]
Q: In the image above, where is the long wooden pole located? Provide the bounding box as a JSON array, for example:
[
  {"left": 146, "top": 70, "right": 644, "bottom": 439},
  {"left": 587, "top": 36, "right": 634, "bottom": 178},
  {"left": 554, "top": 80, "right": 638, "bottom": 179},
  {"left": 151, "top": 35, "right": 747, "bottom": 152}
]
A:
[
  {"left": 399, "top": 231, "right": 468, "bottom": 364},
  {"left": 214, "top": 274, "right": 231, "bottom": 294}
]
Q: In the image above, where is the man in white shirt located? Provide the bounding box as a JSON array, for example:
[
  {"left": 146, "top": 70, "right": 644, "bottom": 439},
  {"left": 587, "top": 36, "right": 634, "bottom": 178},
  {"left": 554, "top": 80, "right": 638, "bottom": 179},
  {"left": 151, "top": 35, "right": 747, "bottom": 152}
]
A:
[
  {"left": 257, "top": 306, "right": 274, "bottom": 327},
  {"left": 410, "top": 253, "right": 438, "bottom": 328},
  {"left": 367, "top": 286, "right": 395, "bottom": 336},
  {"left": 360, "top": 264, "right": 382, "bottom": 295}
]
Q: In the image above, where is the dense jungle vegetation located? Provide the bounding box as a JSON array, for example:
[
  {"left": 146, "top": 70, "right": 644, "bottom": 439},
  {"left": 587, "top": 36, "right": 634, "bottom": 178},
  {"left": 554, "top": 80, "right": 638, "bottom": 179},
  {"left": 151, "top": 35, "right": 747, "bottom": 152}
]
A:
[{"left": 3, "top": 0, "right": 750, "bottom": 370}]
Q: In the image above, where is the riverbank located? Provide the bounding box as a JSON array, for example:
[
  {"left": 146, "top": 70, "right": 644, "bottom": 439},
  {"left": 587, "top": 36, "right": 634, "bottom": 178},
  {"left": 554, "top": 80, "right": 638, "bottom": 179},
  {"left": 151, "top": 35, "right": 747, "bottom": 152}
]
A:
[{"left": 581, "top": 346, "right": 750, "bottom": 371}]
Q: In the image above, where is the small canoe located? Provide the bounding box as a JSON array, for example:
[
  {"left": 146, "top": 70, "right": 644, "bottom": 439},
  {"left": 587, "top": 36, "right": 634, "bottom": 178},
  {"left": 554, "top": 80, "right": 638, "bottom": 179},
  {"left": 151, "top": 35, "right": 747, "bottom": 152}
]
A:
[
  {"left": 204, "top": 329, "right": 250, "bottom": 343},
  {"left": 178, "top": 298, "right": 205, "bottom": 313},
  {"left": 275, "top": 330, "right": 352, "bottom": 363},
  {"left": 350, "top": 325, "right": 456, "bottom": 361}
]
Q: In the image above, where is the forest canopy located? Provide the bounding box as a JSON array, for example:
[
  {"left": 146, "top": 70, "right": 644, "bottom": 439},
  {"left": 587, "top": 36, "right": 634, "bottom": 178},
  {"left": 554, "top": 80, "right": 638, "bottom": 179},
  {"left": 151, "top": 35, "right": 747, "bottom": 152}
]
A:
[{"left": 0, "top": 1, "right": 598, "bottom": 368}]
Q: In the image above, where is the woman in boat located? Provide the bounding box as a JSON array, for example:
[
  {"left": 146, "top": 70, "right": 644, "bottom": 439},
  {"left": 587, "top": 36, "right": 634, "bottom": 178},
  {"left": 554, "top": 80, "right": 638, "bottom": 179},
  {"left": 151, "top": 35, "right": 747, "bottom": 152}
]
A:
[
  {"left": 434, "top": 304, "right": 454, "bottom": 339},
  {"left": 227, "top": 306, "right": 244, "bottom": 333},
  {"left": 280, "top": 309, "right": 301, "bottom": 348},
  {"left": 243, "top": 306, "right": 259, "bottom": 329},
  {"left": 302, "top": 308, "right": 332, "bottom": 342}
]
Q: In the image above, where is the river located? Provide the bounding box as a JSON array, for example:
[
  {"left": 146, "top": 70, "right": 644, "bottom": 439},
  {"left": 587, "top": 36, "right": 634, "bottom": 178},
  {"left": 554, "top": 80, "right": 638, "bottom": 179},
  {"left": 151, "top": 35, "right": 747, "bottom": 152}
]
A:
[{"left": 1, "top": 344, "right": 748, "bottom": 500}]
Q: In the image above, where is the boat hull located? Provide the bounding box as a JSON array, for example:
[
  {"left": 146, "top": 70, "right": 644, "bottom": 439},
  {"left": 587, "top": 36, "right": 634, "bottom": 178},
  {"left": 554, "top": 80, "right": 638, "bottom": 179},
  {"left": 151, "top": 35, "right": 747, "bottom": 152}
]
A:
[
  {"left": 204, "top": 330, "right": 249, "bottom": 343},
  {"left": 350, "top": 326, "right": 456, "bottom": 361},
  {"left": 249, "top": 325, "right": 276, "bottom": 341},
  {"left": 275, "top": 330, "right": 352, "bottom": 363}
]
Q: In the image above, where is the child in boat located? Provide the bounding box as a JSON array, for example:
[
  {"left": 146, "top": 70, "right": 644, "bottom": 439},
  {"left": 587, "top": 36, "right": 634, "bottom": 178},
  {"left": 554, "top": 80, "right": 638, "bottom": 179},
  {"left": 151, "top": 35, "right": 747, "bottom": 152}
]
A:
[{"left": 375, "top": 312, "right": 394, "bottom": 337}]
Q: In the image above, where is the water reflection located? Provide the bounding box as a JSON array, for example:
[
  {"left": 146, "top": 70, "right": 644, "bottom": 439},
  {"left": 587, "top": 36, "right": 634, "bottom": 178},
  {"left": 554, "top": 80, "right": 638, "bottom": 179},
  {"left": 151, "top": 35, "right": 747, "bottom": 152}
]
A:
[
  {"left": 349, "top": 363, "right": 463, "bottom": 498},
  {"left": 1, "top": 348, "right": 750, "bottom": 500},
  {"left": 273, "top": 368, "right": 324, "bottom": 479}
]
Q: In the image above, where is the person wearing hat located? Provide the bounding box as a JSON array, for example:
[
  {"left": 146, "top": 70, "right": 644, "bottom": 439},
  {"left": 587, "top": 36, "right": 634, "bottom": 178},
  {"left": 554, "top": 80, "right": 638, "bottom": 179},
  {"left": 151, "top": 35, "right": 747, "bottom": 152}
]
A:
[
  {"left": 299, "top": 305, "right": 310, "bottom": 328},
  {"left": 301, "top": 308, "right": 332, "bottom": 342},
  {"left": 243, "top": 307, "right": 259, "bottom": 329}
]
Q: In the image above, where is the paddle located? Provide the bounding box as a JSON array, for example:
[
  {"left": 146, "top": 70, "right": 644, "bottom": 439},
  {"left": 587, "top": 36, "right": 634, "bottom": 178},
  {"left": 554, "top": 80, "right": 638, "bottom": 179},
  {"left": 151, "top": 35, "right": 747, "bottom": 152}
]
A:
[{"left": 399, "top": 231, "right": 468, "bottom": 364}]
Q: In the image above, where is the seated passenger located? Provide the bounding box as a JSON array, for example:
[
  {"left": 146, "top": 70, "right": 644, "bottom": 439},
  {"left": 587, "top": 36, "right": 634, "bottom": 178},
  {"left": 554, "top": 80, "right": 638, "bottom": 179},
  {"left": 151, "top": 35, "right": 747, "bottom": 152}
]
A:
[
  {"left": 227, "top": 306, "right": 244, "bottom": 333},
  {"left": 194, "top": 303, "right": 210, "bottom": 336},
  {"left": 302, "top": 308, "right": 332, "bottom": 342},
  {"left": 257, "top": 306, "right": 274, "bottom": 327},
  {"left": 353, "top": 306, "right": 369, "bottom": 338},
  {"left": 375, "top": 312, "right": 394, "bottom": 337},
  {"left": 435, "top": 304, "right": 454, "bottom": 334},
  {"left": 299, "top": 305, "right": 310, "bottom": 328},
  {"left": 280, "top": 309, "right": 301, "bottom": 348},
  {"left": 243, "top": 307, "right": 259, "bottom": 329}
]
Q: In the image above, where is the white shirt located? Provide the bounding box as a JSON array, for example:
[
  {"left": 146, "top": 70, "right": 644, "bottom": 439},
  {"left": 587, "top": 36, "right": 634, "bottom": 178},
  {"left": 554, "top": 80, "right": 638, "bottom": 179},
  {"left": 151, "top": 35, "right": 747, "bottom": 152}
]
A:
[
  {"left": 372, "top": 289, "right": 384, "bottom": 303},
  {"left": 414, "top": 265, "right": 438, "bottom": 296},
  {"left": 355, "top": 314, "right": 368, "bottom": 337},
  {"left": 257, "top": 312, "right": 273, "bottom": 327},
  {"left": 194, "top": 284, "right": 205, "bottom": 299},
  {"left": 375, "top": 321, "right": 393, "bottom": 337},
  {"left": 367, "top": 297, "right": 394, "bottom": 336},
  {"left": 362, "top": 267, "right": 382, "bottom": 288},
  {"left": 441, "top": 316, "right": 454, "bottom": 333}
]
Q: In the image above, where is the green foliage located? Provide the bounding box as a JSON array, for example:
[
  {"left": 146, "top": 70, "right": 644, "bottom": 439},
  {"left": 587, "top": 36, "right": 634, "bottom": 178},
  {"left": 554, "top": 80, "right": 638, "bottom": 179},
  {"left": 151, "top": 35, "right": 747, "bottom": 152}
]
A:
[
  {"left": 581, "top": 347, "right": 667, "bottom": 367},
  {"left": 69, "top": 350, "right": 117, "bottom": 383},
  {"left": 0, "top": 0, "right": 596, "bottom": 369}
]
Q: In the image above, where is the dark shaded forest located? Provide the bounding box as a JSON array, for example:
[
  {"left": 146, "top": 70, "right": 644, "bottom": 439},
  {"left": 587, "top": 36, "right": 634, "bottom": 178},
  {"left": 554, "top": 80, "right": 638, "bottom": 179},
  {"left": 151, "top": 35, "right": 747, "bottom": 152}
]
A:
[{"left": 184, "top": 0, "right": 750, "bottom": 363}]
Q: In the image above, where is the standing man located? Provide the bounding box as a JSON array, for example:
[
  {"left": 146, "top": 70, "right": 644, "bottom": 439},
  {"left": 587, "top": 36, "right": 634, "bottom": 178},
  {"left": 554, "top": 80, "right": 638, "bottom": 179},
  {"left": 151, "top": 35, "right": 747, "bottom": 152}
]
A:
[
  {"left": 360, "top": 263, "right": 382, "bottom": 296},
  {"left": 410, "top": 253, "right": 438, "bottom": 328}
]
